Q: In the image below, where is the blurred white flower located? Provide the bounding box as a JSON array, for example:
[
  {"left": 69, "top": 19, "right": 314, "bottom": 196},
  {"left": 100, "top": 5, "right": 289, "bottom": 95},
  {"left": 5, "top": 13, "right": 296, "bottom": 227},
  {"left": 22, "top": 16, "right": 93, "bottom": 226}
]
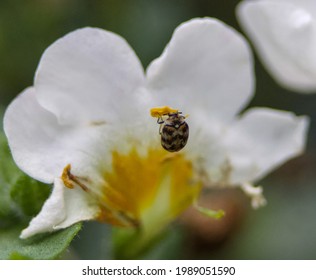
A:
[
  {"left": 4, "top": 18, "right": 308, "bottom": 239},
  {"left": 237, "top": 0, "right": 316, "bottom": 93}
]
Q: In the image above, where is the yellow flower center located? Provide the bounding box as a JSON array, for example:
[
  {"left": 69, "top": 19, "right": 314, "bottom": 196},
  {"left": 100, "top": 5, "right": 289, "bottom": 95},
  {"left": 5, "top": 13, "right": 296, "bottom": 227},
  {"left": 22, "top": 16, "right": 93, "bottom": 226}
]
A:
[{"left": 97, "top": 148, "right": 201, "bottom": 231}]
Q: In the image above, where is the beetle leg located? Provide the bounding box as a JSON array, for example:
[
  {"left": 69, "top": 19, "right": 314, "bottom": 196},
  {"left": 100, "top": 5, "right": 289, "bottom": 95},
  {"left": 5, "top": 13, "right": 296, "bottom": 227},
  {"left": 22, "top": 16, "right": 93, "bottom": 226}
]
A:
[
  {"left": 159, "top": 123, "right": 164, "bottom": 135},
  {"left": 157, "top": 116, "right": 164, "bottom": 124}
]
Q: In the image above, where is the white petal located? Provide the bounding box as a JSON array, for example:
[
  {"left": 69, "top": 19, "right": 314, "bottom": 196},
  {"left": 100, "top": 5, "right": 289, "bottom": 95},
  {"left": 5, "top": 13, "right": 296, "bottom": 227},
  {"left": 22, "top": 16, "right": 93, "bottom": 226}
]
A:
[
  {"left": 4, "top": 88, "right": 64, "bottom": 183},
  {"left": 261, "top": 0, "right": 316, "bottom": 18},
  {"left": 35, "top": 27, "right": 146, "bottom": 125},
  {"left": 4, "top": 87, "right": 111, "bottom": 183},
  {"left": 20, "top": 178, "right": 98, "bottom": 238},
  {"left": 146, "top": 18, "right": 254, "bottom": 122},
  {"left": 53, "top": 178, "right": 99, "bottom": 230},
  {"left": 237, "top": 1, "right": 316, "bottom": 92},
  {"left": 186, "top": 118, "right": 229, "bottom": 184},
  {"left": 224, "top": 108, "right": 309, "bottom": 184}
]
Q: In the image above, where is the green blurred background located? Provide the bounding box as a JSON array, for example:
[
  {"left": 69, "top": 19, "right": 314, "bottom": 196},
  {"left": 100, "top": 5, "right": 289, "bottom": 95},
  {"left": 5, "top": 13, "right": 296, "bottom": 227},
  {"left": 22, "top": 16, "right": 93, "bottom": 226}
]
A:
[{"left": 1, "top": 0, "right": 316, "bottom": 259}]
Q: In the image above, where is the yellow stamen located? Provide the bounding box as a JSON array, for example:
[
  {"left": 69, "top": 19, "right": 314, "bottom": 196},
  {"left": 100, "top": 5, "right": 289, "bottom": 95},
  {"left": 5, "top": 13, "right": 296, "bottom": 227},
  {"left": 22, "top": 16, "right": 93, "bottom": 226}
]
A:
[
  {"left": 150, "top": 106, "right": 179, "bottom": 118},
  {"left": 61, "top": 164, "right": 89, "bottom": 192},
  {"left": 61, "top": 164, "right": 75, "bottom": 189}
]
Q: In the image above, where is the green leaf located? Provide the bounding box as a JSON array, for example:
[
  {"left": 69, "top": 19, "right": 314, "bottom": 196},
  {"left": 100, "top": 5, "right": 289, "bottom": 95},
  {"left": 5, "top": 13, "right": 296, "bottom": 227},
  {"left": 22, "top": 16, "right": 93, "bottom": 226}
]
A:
[
  {"left": 0, "top": 132, "right": 23, "bottom": 184},
  {"left": 9, "top": 252, "right": 32, "bottom": 260},
  {"left": 10, "top": 174, "right": 51, "bottom": 217},
  {"left": 0, "top": 223, "right": 82, "bottom": 260},
  {"left": 0, "top": 133, "right": 24, "bottom": 226}
]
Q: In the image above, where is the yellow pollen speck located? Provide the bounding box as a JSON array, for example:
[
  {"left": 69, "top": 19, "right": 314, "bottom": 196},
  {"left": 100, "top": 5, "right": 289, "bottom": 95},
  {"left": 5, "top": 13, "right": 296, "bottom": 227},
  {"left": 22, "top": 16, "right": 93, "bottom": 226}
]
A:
[{"left": 150, "top": 106, "right": 179, "bottom": 118}]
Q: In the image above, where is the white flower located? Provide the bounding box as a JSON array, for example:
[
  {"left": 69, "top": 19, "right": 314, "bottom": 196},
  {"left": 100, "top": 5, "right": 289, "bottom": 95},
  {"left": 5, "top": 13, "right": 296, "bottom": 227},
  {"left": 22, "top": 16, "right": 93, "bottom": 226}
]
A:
[
  {"left": 237, "top": 0, "right": 316, "bottom": 93},
  {"left": 4, "top": 18, "right": 308, "bottom": 239}
]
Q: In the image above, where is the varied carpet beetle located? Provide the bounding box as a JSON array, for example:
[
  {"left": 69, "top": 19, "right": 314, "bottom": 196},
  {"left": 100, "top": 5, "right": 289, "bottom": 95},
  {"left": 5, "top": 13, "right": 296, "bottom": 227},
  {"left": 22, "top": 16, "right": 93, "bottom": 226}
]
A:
[{"left": 159, "top": 112, "right": 189, "bottom": 152}]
